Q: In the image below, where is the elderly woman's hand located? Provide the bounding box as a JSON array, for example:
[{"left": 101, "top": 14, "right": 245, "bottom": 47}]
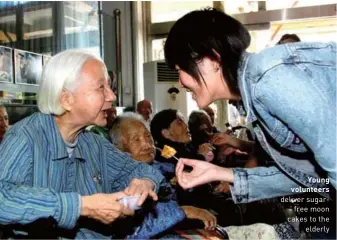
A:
[
  {"left": 211, "top": 133, "right": 255, "bottom": 153},
  {"left": 81, "top": 192, "right": 134, "bottom": 224},
  {"left": 210, "top": 133, "right": 231, "bottom": 146},
  {"left": 198, "top": 143, "right": 214, "bottom": 157},
  {"left": 170, "top": 176, "right": 178, "bottom": 186},
  {"left": 182, "top": 206, "right": 217, "bottom": 230},
  {"left": 124, "top": 178, "right": 158, "bottom": 206},
  {"left": 214, "top": 181, "right": 230, "bottom": 193}
]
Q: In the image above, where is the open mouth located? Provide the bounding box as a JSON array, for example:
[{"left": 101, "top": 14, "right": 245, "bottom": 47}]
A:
[{"left": 100, "top": 110, "right": 108, "bottom": 118}]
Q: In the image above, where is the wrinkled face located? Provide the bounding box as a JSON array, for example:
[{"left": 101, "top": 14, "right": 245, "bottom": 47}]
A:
[
  {"left": 165, "top": 112, "right": 191, "bottom": 143},
  {"left": 122, "top": 120, "right": 155, "bottom": 163},
  {"left": 199, "top": 113, "right": 213, "bottom": 134},
  {"left": 66, "top": 59, "right": 116, "bottom": 127},
  {"left": 0, "top": 108, "right": 9, "bottom": 139},
  {"left": 138, "top": 101, "right": 153, "bottom": 121}
]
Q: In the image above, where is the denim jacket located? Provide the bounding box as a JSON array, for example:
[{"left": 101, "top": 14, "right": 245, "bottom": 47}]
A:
[{"left": 230, "top": 42, "right": 336, "bottom": 203}]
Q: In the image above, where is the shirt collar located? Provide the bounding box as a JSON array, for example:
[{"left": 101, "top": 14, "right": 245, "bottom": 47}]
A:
[
  {"left": 237, "top": 52, "right": 257, "bottom": 124},
  {"left": 72, "top": 142, "right": 87, "bottom": 161},
  {"left": 44, "top": 114, "right": 86, "bottom": 161}
]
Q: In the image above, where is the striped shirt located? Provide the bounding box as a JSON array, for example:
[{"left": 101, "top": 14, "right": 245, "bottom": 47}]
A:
[{"left": 0, "top": 112, "right": 164, "bottom": 239}]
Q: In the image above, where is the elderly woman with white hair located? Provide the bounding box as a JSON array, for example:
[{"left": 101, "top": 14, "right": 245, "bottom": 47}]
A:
[{"left": 0, "top": 50, "right": 164, "bottom": 239}]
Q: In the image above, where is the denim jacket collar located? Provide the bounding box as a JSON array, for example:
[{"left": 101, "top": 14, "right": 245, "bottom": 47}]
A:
[{"left": 237, "top": 52, "right": 257, "bottom": 124}]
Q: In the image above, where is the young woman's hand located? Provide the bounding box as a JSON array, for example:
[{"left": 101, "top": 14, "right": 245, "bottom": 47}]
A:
[{"left": 175, "top": 158, "right": 233, "bottom": 189}]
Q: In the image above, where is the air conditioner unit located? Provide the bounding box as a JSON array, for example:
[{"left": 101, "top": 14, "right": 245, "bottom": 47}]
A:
[{"left": 143, "top": 61, "right": 198, "bottom": 119}]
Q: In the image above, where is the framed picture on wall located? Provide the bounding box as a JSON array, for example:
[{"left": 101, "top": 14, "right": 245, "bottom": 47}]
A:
[
  {"left": 14, "top": 49, "right": 43, "bottom": 85},
  {"left": 0, "top": 46, "right": 13, "bottom": 83},
  {"left": 42, "top": 55, "right": 52, "bottom": 65}
]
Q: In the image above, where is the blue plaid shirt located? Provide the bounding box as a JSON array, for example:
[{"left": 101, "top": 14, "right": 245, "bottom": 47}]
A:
[{"left": 0, "top": 112, "right": 164, "bottom": 239}]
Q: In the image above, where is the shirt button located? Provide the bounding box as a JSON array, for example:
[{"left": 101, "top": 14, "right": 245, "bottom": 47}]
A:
[{"left": 237, "top": 196, "right": 242, "bottom": 202}]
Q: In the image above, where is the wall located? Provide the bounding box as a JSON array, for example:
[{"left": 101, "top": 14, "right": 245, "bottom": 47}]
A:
[{"left": 143, "top": 61, "right": 191, "bottom": 119}]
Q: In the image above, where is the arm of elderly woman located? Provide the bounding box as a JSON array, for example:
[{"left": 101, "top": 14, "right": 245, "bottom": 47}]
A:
[
  {"left": 0, "top": 133, "right": 134, "bottom": 228},
  {"left": 104, "top": 142, "right": 165, "bottom": 205},
  {"left": 0, "top": 181, "right": 134, "bottom": 227},
  {"left": 181, "top": 205, "right": 217, "bottom": 230}
]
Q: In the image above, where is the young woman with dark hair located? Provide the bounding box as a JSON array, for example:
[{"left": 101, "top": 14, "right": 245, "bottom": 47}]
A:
[{"left": 166, "top": 8, "right": 336, "bottom": 239}]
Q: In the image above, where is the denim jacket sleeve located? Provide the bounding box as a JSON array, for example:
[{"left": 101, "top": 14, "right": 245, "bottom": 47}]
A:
[
  {"left": 230, "top": 166, "right": 301, "bottom": 203},
  {"left": 0, "top": 132, "right": 81, "bottom": 229},
  {"left": 253, "top": 44, "right": 336, "bottom": 189},
  {"left": 105, "top": 143, "right": 165, "bottom": 192}
]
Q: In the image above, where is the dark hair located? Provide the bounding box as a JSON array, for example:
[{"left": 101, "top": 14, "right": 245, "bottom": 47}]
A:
[
  {"left": 188, "top": 110, "right": 208, "bottom": 135},
  {"left": 277, "top": 34, "right": 301, "bottom": 45},
  {"left": 188, "top": 110, "right": 210, "bottom": 145},
  {"left": 164, "top": 8, "right": 250, "bottom": 95},
  {"left": 150, "top": 109, "right": 178, "bottom": 145}
]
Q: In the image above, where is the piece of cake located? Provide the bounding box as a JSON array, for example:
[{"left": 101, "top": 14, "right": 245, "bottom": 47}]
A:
[{"left": 161, "top": 145, "right": 177, "bottom": 159}]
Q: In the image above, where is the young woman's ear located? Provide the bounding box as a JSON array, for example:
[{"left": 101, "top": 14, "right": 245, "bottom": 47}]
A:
[{"left": 212, "top": 49, "right": 221, "bottom": 72}]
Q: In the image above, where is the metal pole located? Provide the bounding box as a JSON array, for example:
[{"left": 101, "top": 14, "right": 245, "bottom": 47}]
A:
[{"left": 114, "top": 9, "right": 123, "bottom": 106}]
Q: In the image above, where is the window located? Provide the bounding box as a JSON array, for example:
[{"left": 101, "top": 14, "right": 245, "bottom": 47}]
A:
[
  {"left": 223, "top": 0, "right": 337, "bottom": 14},
  {"left": 266, "top": 0, "right": 337, "bottom": 10},
  {"left": 223, "top": 0, "right": 259, "bottom": 14},
  {"left": 23, "top": 2, "right": 53, "bottom": 40},
  {"left": 152, "top": 38, "right": 166, "bottom": 61},
  {"left": 0, "top": 2, "right": 17, "bottom": 44},
  {"left": 247, "top": 18, "right": 337, "bottom": 52},
  {"left": 63, "top": 1, "right": 101, "bottom": 56},
  {"left": 0, "top": 1, "right": 101, "bottom": 56},
  {"left": 151, "top": 1, "right": 213, "bottom": 23}
]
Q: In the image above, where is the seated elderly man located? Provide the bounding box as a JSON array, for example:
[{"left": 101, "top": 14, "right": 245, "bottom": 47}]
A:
[
  {"left": 0, "top": 50, "right": 164, "bottom": 239},
  {"left": 0, "top": 105, "right": 9, "bottom": 143},
  {"left": 136, "top": 99, "right": 153, "bottom": 123},
  {"left": 202, "top": 106, "right": 219, "bottom": 133},
  {"left": 109, "top": 112, "right": 217, "bottom": 231},
  {"left": 188, "top": 110, "right": 215, "bottom": 151}
]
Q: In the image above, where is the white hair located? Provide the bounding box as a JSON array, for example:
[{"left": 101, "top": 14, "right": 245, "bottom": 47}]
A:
[
  {"left": 38, "top": 50, "right": 108, "bottom": 115},
  {"left": 109, "top": 112, "right": 148, "bottom": 149}
]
